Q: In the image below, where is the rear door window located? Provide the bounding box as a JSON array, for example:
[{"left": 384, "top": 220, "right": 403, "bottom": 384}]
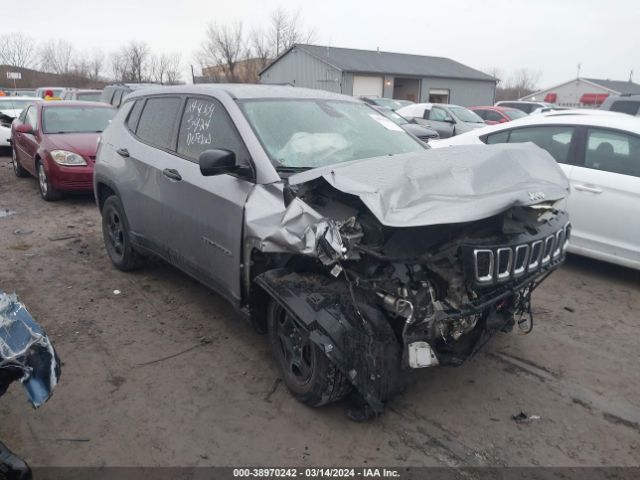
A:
[
  {"left": 485, "top": 110, "right": 504, "bottom": 122},
  {"left": 126, "top": 100, "right": 144, "bottom": 132},
  {"left": 136, "top": 96, "right": 182, "bottom": 151},
  {"left": 485, "top": 130, "right": 510, "bottom": 144},
  {"left": 585, "top": 129, "right": 640, "bottom": 177},
  {"left": 428, "top": 107, "right": 448, "bottom": 121},
  {"left": 508, "top": 126, "right": 575, "bottom": 163},
  {"left": 176, "top": 97, "right": 250, "bottom": 165},
  {"left": 474, "top": 109, "right": 488, "bottom": 120},
  {"left": 609, "top": 100, "right": 640, "bottom": 116}
]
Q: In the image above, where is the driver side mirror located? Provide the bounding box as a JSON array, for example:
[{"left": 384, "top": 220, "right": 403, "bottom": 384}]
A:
[
  {"left": 199, "top": 149, "right": 238, "bottom": 177},
  {"left": 444, "top": 116, "right": 455, "bottom": 124},
  {"left": 15, "top": 124, "right": 33, "bottom": 134}
]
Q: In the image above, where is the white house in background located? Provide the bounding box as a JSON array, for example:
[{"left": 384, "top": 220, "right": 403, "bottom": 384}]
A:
[{"left": 520, "top": 77, "right": 640, "bottom": 108}]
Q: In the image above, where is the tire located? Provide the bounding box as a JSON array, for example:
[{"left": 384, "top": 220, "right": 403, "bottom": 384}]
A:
[
  {"left": 267, "top": 298, "right": 351, "bottom": 407},
  {"left": 36, "top": 161, "right": 62, "bottom": 201},
  {"left": 101, "top": 195, "right": 145, "bottom": 271},
  {"left": 11, "top": 145, "right": 29, "bottom": 178}
]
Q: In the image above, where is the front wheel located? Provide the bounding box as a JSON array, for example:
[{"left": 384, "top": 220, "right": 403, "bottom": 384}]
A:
[
  {"left": 267, "top": 298, "right": 351, "bottom": 407},
  {"left": 101, "top": 196, "right": 145, "bottom": 271},
  {"left": 37, "top": 161, "right": 62, "bottom": 201},
  {"left": 11, "top": 145, "right": 29, "bottom": 178}
]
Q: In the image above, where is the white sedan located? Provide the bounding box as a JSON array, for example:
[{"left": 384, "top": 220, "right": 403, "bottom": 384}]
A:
[
  {"left": 431, "top": 111, "right": 640, "bottom": 270},
  {"left": 0, "top": 97, "right": 39, "bottom": 147}
]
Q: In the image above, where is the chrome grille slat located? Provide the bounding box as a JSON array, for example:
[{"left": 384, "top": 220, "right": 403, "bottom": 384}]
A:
[{"left": 470, "top": 222, "right": 570, "bottom": 284}]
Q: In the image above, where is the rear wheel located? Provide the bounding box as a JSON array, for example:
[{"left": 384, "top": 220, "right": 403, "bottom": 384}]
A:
[
  {"left": 36, "top": 161, "right": 62, "bottom": 201},
  {"left": 11, "top": 145, "right": 29, "bottom": 178},
  {"left": 267, "top": 298, "right": 351, "bottom": 407},
  {"left": 101, "top": 195, "right": 145, "bottom": 271}
]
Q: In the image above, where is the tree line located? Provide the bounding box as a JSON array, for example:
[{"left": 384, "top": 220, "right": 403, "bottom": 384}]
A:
[{"left": 0, "top": 7, "right": 314, "bottom": 87}]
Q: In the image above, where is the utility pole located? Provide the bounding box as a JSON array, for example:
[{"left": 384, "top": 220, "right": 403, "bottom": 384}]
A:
[
  {"left": 630, "top": 69, "right": 634, "bottom": 82},
  {"left": 576, "top": 63, "right": 581, "bottom": 79},
  {"left": 191, "top": 64, "right": 195, "bottom": 84}
]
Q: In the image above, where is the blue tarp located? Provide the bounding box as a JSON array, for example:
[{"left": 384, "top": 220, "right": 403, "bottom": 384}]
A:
[{"left": 0, "top": 291, "right": 60, "bottom": 408}]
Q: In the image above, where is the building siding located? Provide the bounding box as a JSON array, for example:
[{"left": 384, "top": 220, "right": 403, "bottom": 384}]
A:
[
  {"left": 419, "top": 77, "right": 495, "bottom": 106},
  {"left": 520, "top": 79, "right": 613, "bottom": 107},
  {"left": 259, "top": 48, "right": 496, "bottom": 105},
  {"left": 259, "top": 47, "right": 342, "bottom": 93}
]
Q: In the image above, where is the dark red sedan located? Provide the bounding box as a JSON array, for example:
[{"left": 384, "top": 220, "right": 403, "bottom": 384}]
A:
[
  {"left": 469, "top": 106, "right": 527, "bottom": 125},
  {"left": 11, "top": 101, "right": 115, "bottom": 201}
]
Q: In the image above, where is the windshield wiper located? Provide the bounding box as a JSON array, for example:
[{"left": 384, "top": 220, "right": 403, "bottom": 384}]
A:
[{"left": 275, "top": 166, "right": 309, "bottom": 173}]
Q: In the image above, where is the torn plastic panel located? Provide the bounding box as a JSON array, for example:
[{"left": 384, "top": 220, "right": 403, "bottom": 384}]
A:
[
  {"left": 255, "top": 270, "right": 404, "bottom": 412},
  {"left": 0, "top": 291, "right": 61, "bottom": 408}
]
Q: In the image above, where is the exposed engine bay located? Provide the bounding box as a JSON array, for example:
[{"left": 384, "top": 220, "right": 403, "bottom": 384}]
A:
[{"left": 247, "top": 143, "right": 571, "bottom": 413}]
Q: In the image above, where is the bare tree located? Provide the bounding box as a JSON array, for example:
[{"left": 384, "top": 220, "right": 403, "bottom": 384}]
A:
[
  {"left": 87, "top": 49, "right": 105, "bottom": 81},
  {"left": 251, "top": 27, "right": 273, "bottom": 70},
  {"left": 508, "top": 68, "right": 541, "bottom": 96},
  {"left": 125, "top": 41, "right": 151, "bottom": 83},
  {"left": 494, "top": 68, "right": 542, "bottom": 101},
  {"left": 151, "top": 52, "right": 182, "bottom": 84},
  {"left": 200, "top": 21, "right": 246, "bottom": 82},
  {"left": 268, "top": 7, "right": 316, "bottom": 56},
  {"left": 109, "top": 42, "right": 151, "bottom": 82},
  {"left": 0, "top": 33, "right": 36, "bottom": 68},
  {"left": 39, "top": 39, "right": 75, "bottom": 74},
  {"left": 484, "top": 67, "right": 503, "bottom": 87},
  {"left": 110, "top": 50, "right": 127, "bottom": 82}
]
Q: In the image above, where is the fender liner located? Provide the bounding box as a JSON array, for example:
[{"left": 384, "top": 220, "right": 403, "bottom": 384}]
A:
[{"left": 255, "top": 269, "right": 404, "bottom": 412}]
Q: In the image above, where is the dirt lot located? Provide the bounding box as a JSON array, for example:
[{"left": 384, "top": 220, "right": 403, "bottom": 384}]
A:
[{"left": 0, "top": 150, "right": 639, "bottom": 468}]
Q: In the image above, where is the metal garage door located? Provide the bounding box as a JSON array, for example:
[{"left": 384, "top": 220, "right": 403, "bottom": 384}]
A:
[{"left": 353, "top": 75, "right": 384, "bottom": 97}]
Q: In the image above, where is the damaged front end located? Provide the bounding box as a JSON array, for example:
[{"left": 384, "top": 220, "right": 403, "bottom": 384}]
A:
[{"left": 248, "top": 144, "right": 570, "bottom": 412}]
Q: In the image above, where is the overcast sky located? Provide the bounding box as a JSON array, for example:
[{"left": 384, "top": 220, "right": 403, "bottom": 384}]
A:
[{"left": 8, "top": 0, "right": 640, "bottom": 88}]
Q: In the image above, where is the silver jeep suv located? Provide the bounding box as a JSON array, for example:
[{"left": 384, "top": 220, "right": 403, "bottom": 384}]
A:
[{"left": 94, "top": 84, "right": 570, "bottom": 416}]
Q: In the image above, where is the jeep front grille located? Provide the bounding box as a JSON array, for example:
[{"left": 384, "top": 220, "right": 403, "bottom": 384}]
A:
[{"left": 467, "top": 222, "right": 571, "bottom": 285}]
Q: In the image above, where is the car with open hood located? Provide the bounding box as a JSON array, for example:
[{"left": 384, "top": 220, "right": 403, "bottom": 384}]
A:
[
  {"left": 11, "top": 100, "right": 116, "bottom": 200},
  {"left": 0, "top": 96, "right": 39, "bottom": 147},
  {"left": 94, "top": 85, "right": 570, "bottom": 416}
]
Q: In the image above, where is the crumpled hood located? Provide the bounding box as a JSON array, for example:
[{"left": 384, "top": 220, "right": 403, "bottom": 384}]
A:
[{"left": 288, "top": 143, "right": 569, "bottom": 227}]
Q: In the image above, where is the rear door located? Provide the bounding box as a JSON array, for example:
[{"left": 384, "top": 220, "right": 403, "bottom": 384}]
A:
[
  {"left": 118, "top": 96, "right": 183, "bottom": 256},
  {"left": 165, "top": 96, "right": 254, "bottom": 303},
  {"left": 566, "top": 127, "right": 640, "bottom": 267}
]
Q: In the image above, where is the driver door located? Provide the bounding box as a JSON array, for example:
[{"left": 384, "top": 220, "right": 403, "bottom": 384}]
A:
[{"left": 162, "top": 96, "right": 255, "bottom": 304}]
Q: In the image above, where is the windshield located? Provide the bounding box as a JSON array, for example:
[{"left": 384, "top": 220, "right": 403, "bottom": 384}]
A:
[
  {"left": 449, "top": 106, "right": 484, "bottom": 123},
  {"left": 371, "top": 98, "right": 403, "bottom": 110},
  {"left": 375, "top": 108, "right": 409, "bottom": 125},
  {"left": 241, "top": 99, "right": 425, "bottom": 169},
  {"left": 504, "top": 109, "right": 527, "bottom": 120},
  {"left": 0, "top": 99, "right": 33, "bottom": 111},
  {"left": 77, "top": 92, "right": 102, "bottom": 102},
  {"left": 42, "top": 106, "right": 115, "bottom": 134}
]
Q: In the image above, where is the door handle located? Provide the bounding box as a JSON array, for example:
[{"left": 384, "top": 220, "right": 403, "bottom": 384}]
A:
[
  {"left": 162, "top": 168, "right": 182, "bottom": 181},
  {"left": 116, "top": 148, "right": 129, "bottom": 157},
  {"left": 574, "top": 184, "right": 603, "bottom": 194}
]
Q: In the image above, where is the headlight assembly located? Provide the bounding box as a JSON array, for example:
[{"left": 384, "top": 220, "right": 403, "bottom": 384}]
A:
[{"left": 50, "top": 150, "right": 87, "bottom": 166}]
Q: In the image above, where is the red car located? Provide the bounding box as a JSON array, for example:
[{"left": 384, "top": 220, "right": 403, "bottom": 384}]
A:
[
  {"left": 11, "top": 100, "right": 115, "bottom": 201},
  {"left": 469, "top": 106, "right": 527, "bottom": 125}
]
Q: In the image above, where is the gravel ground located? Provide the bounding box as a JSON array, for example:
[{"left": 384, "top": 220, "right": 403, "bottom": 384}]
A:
[{"left": 0, "top": 151, "right": 639, "bottom": 468}]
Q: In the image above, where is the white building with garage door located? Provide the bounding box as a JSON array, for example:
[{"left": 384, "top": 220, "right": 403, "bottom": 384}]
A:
[{"left": 259, "top": 44, "right": 497, "bottom": 106}]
